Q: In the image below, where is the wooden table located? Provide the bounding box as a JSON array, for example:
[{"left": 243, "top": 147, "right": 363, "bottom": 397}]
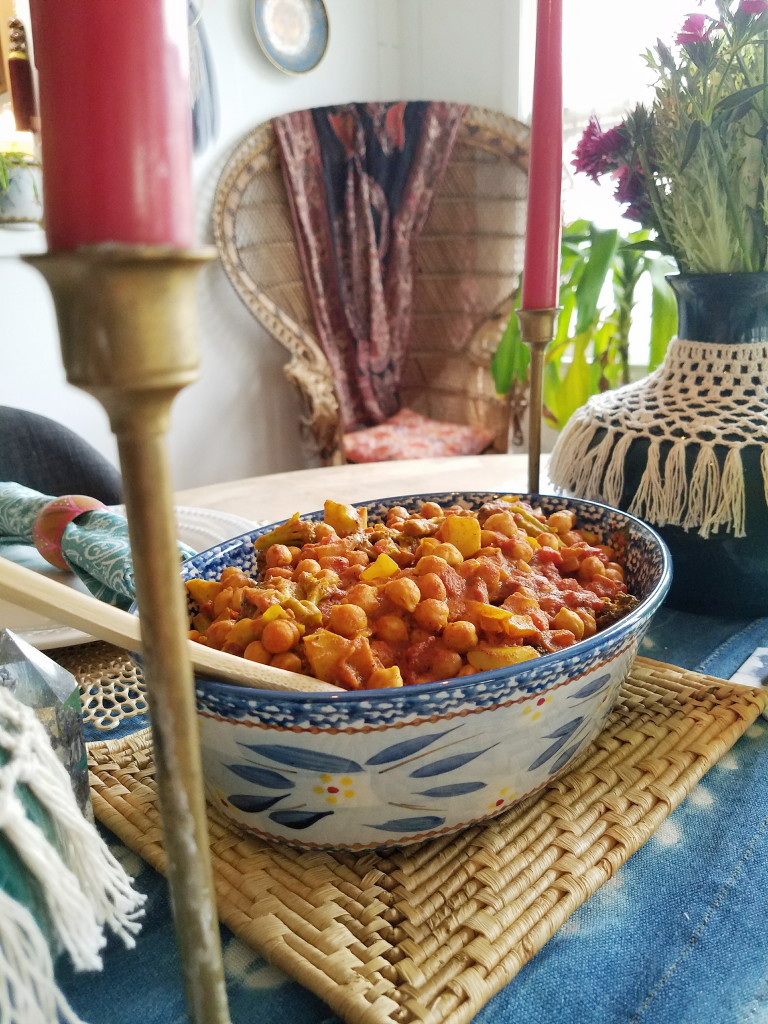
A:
[{"left": 175, "top": 453, "right": 547, "bottom": 523}]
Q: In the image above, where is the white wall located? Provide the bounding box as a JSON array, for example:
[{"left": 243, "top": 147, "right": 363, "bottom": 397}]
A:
[{"left": 0, "top": 0, "right": 527, "bottom": 490}]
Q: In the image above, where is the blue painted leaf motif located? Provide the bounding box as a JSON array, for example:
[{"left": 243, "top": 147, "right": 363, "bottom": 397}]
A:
[
  {"left": 227, "top": 793, "right": 288, "bottom": 813},
  {"left": 239, "top": 744, "right": 363, "bottom": 773},
  {"left": 365, "top": 728, "right": 458, "bottom": 766},
  {"left": 415, "top": 782, "right": 487, "bottom": 798},
  {"left": 570, "top": 674, "right": 611, "bottom": 699},
  {"left": 268, "top": 809, "right": 335, "bottom": 829},
  {"left": 549, "top": 741, "right": 583, "bottom": 775},
  {"left": 225, "top": 763, "right": 294, "bottom": 789},
  {"left": 367, "top": 816, "right": 446, "bottom": 832},
  {"left": 527, "top": 717, "right": 584, "bottom": 772},
  {"left": 410, "top": 746, "right": 494, "bottom": 779}
]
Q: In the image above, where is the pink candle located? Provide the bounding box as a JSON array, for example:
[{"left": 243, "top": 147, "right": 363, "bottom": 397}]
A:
[
  {"left": 521, "top": 0, "right": 563, "bottom": 310},
  {"left": 29, "top": 0, "right": 194, "bottom": 251}
]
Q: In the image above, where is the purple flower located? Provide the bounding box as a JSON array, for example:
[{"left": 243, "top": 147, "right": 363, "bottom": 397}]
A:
[
  {"left": 739, "top": 0, "right": 768, "bottom": 13},
  {"left": 676, "top": 13, "right": 710, "bottom": 43},
  {"left": 572, "top": 117, "right": 628, "bottom": 182}
]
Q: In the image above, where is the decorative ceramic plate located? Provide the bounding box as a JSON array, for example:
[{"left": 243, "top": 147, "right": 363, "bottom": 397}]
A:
[
  {"left": 0, "top": 507, "right": 257, "bottom": 649},
  {"left": 251, "top": 0, "right": 329, "bottom": 74}
]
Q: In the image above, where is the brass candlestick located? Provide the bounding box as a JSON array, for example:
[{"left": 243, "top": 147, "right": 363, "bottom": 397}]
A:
[
  {"left": 517, "top": 307, "right": 558, "bottom": 493},
  {"left": 25, "top": 246, "right": 231, "bottom": 1024}
]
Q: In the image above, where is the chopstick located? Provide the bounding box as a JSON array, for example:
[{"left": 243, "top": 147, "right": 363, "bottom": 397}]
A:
[{"left": 0, "top": 556, "right": 343, "bottom": 694}]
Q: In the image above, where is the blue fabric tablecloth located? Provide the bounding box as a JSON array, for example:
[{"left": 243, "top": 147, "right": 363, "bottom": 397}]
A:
[{"left": 58, "top": 607, "right": 768, "bottom": 1024}]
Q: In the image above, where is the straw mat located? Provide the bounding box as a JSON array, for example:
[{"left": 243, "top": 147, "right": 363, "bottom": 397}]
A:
[{"left": 79, "top": 650, "right": 766, "bottom": 1024}]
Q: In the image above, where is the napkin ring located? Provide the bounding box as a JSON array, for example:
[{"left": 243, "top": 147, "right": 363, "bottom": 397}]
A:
[{"left": 32, "top": 494, "right": 107, "bottom": 570}]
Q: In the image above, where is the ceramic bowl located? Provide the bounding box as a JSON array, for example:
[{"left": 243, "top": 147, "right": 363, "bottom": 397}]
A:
[{"left": 182, "top": 492, "right": 671, "bottom": 851}]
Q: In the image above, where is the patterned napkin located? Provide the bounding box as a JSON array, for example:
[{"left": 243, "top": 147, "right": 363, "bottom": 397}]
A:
[{"left": 0, "top": 482, "right": 195, "bottom": 609}]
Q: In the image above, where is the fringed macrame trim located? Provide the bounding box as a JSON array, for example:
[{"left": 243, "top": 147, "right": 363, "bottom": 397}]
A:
[
  {"left": 0, "top": 687, "right": 146, "bottom": 993},
  {"left": 0, "top": 891, "right": 85, "bottom": 1024},
  {"left": 549, "top": 420, "right": 763, "bottom": 539}
]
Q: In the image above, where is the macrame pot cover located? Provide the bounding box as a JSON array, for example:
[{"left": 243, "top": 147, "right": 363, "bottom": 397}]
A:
[{"left": 549, "top": 273, "right": 768, "bottom": 616}]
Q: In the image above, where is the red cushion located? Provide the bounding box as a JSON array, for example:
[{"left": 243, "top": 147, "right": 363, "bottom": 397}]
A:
[{"left": 343, "top": 408, "right": 495, "bottom": 463}]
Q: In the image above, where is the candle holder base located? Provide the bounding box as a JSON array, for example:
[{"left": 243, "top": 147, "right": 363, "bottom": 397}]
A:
[
  {"left": 516, "top": 307, "right": 558, "bottom": 493},
  {"left": 25, "top": 244, "right": 231, "bottom": 1024}
]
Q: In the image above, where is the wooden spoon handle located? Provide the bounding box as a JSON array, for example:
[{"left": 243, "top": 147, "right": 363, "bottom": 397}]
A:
[{"left": 0, "top": 555, "right": 342, "bottom": 694}]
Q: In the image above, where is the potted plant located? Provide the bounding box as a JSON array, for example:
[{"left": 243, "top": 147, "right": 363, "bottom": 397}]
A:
[
  {"left": 0, "top": 147, "right": 42, "bottom": 226},
  {"left": 549, "top": 0, "right": 768, "bottom": 615},
  {"left": 492, "top": 219, "right": 677, "bottom": 443}
]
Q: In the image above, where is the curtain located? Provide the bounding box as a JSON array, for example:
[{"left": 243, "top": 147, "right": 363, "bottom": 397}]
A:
[{"left": 273, "top": 101, "right": 466, "bottom": 431}]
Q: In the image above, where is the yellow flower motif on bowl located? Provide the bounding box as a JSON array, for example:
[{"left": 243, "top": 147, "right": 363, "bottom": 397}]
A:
[
  {"left": 522, "top": 694, "right": 553, "bottom": 722},
  {"left": 313, "top": 773, "right": 356, "bottom": 805}
]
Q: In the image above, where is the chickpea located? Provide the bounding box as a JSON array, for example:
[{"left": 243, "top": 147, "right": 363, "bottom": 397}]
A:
[
  {"left": 576, "top": 609, "right": 597, "bottom": 637},
  {"left": 417, "top": 572, "right": 447, "bottom": 601},
  {"left": 415, "top": 554, "right": 450, "bottom": 577},
  {"left": 605, "top": 561, "right": 625, "bottom": 582},
  {"left": 414, "top": 598, "right": 449, "bottom": 632},
  {"left": 265, "top": 543, "right": 293, "bottom": 568},
  {"left": 551, "top": 606, "right": 585, "bottom": 639},
  {"left": 537, "top": 532, "right": 561, "bottom": 549},
  {"left": 414, "top": 536, "right": 441, "bottom": 558},
  {"left": 442, "top": 620, "right": 478, "bottom": 652},
  {"left": 507, "top": 538, "right": 534, "bottom": 561},
  {"left": 387, "top": 506, "right": 410, "bottom": 522},
  {"left": 384, "top": 576, "right": 421, "bottom": 612},
  {"left": 483, "top": 512, "right": 517, "bottom": 537},
  {"left": 314, "top": 522, "right": 336, "bottom": 542},
  {"left": 295, "top": 558, "right": 322, "bottom": 575},
  {"left": 408, "top": 628, "right": 432, "bottom": 645},
  {"left": 579, "top": 555, "right": 607, "bottom": 581},
  {"left": 344, "top": 582, "right": 380, "bottom": 616},
  {"left": 261, "top": 618, "right": 300, "bottom": 654},
  {"left": 424, "top": 645, "right": 463, "bottom": 681},
  {"left": 263, "top": 567, "right": 293, "bottom": 582},
  {"left": 430, "top": 542, "right": 463, "bottom": 566},
  {"left": 347, "top": 550, "right": 370, "bottom": 567},
  {"left": 270, "top": 652, "right": 304, "bottom": 673},
  {"left": 243, "top": 640, "right": 270, "bottom": 664},
  {"left": 547, "top": 510, "right": 576, "bottom": 535},
  {"left": 327, "top": 603, "right": 368, "bottom": 637},
  {"left": 212, "top": 587, "right": 235, "bottom": 618},
  {"left": 206, "top": 619, "right": 236, "bottom": 649},
  {"left": 220, "top": 567, "right": 251, "bottom": 588},
  {"left": 420, "top": 501, "right": 443, "bottom": 518},
  {"left": 373, "top": 614, "right": 409, "bottom": 644}
]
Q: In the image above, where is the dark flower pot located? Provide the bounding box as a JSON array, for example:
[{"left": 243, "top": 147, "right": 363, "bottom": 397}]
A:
[{"left": 550, "top": 272, "right": 768, "bottom": 617}]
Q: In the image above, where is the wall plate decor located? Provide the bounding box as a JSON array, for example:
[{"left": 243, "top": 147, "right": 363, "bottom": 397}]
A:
[{"left": 251, "top": 0, "right": 329, "bottom": 75}]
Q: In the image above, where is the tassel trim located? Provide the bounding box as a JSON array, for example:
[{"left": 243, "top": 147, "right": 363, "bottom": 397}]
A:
[{"left": 550, "top": 421, "right": 764, "bottom": 538}]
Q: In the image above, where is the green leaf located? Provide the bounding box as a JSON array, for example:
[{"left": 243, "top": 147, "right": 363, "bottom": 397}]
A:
[
  {"left": 679, "top": 119, "right": 703, "bottom": 172},
  {"left": 712, "top": 82, "right": 768, "bottom": 113},
  {"left": 574, "top": 226, "right": 619, "bottom": 335},
  {"left": 490, "top": 293, "right": 529, "bottom": 395}
]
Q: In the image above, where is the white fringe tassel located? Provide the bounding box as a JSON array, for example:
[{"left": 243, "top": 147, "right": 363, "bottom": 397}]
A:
[
  {"left": 551, "top": 422, "right": 760, "bottom": 539},
  {"left": 0, "top": 892, "right": 85, "bottom": 1024},
  {"left": 0, "top": 688, "right": 146, "bottom": 1023}
]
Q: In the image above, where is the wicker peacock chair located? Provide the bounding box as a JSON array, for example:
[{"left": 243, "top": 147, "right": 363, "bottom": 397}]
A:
[{"left": 213, "top": 104, "right": 530, "bottom": 465}]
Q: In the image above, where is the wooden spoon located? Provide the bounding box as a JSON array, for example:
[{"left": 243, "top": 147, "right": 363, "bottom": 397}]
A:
[{"left": 0, "top": 555, "right": 343, "bottom": 695}]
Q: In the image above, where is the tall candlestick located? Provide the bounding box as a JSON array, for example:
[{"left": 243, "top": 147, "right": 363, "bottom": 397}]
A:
[
  {"left": 28, "top": 0, "right": 195, "bottom": 251},
  {"left": 521, "top": 0, "right": 563, "bottom": 310}
]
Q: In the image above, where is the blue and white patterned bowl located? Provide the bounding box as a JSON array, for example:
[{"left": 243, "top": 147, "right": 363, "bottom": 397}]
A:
[{"left": 183, "top": 492, "right": 671, "bottom": 851}]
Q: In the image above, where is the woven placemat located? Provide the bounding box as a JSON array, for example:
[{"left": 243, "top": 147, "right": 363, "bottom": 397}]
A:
[{"left": 79, "top": 652, "right": 766, "bottom": 1024}]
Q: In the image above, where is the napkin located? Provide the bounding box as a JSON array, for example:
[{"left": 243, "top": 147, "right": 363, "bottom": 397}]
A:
[{"left": 0, "top": 482, "right": 195, "bottom": 610}]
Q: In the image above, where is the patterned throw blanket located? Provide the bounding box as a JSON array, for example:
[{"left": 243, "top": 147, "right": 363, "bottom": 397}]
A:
[{"left": 273, "top": 101, "right": 465, "bottom": 431}]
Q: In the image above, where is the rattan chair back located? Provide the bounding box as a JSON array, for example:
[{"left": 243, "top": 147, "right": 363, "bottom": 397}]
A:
[{"left": 213, "top": 105, "right": 530, "bottom": 464}]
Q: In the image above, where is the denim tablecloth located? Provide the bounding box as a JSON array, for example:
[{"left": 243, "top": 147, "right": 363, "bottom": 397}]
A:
[{"left": 58, "top": 607, "right": 768, "bottom": 1024}]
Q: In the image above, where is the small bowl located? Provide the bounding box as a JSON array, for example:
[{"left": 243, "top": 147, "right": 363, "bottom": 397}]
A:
[{"left": 181, "top": 492, "right": 671, "bottom": 851}]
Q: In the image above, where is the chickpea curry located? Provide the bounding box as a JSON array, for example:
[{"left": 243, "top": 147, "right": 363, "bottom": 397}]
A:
[{"left": 186, "top": 497, "right": 638, "bottom": 691}]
